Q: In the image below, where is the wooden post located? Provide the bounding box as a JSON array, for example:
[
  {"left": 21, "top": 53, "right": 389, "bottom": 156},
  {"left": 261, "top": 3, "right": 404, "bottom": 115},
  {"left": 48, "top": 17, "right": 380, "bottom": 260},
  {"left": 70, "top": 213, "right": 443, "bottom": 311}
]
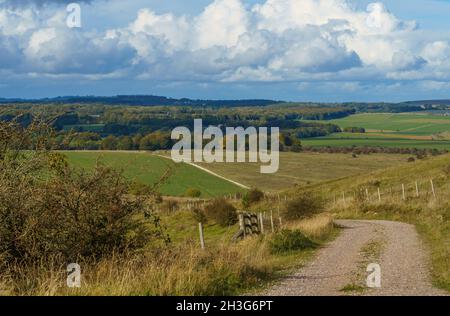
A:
[
  {"left": 277, "top": 204, "right": 281, "bottom": 219},
  {"left": 365, "top": 188, "right": 369, "bottom": 201},
  {"left": 415, "top": 181, "right": 419, "bottom": 197},
  {"left": 278, "top": 217, "right": 282, "bottom": 228},
  {"left": 342, "top": 192, "right": 346, "bottom": 207},
  {"left": 402, "top": 184, "right": 406, "bottom": 200},
  {"left": 259, "top": 213, "right": 264, "bottom": 234},
  {"left": 430, "top": 179, "right": 436, "bottom": 198},
  {"left": 239, "top": 214, "right": 245, "bottom": 238},
  {"left": 333, "top": 193, "right": 336, "bottom": 206},
  {"left": 270, "top": 210, "right": 274, "bottom": 233},
  {"left": 198, "top": 223, "right": 205, "bottom": 250},
  {"left": 377, "top": 188, "right": 381, "bottom": 202}
]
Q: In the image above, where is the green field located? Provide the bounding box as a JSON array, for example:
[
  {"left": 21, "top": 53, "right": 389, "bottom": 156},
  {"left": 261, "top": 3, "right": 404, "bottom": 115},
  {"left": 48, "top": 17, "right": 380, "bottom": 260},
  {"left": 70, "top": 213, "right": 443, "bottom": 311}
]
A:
[
  {"left": 303, "top": 113, "right": 450, "bottom": 149},
  {"left": 328, "top": 113, "right": 450, "bottom": 135},
  {"left": 63, "top": 151, "right": 243, "bottom": 197},
  {"left": 302, "top": 135, "right": 450, "bottom": 150},
  {"left": 197, "top": 152, "right": 410, "bottom": 192}
]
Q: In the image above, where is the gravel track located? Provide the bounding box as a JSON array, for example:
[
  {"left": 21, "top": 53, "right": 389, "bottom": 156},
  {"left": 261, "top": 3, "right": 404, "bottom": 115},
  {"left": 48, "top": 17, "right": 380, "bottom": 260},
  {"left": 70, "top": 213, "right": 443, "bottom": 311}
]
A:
[{"left": 265, "top": 220, "right": 448, "bottom": 296}]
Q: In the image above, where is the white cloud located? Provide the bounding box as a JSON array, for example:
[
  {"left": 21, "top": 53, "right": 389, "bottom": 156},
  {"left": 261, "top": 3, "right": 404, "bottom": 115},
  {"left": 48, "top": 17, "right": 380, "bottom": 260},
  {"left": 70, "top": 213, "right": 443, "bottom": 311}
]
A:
[
  {"left": 0, "top": 0, "right": 449, "bottom": 89},
  {"left": 193, "top": 0, "right": 248, "bottom": 50}
]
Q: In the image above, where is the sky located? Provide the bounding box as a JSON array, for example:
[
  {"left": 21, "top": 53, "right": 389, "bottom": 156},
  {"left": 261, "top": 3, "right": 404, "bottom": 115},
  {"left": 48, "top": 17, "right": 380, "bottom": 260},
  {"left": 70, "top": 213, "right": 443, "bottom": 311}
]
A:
[{"left": 1, "top": 0, "right": 450, "bottom": 102}]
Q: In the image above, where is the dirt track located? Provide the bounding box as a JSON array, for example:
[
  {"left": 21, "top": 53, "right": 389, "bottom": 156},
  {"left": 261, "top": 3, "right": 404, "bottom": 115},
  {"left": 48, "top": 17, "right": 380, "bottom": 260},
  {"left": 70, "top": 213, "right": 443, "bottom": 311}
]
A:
[{"left": 265, "top": 220, "right": 448, "bottom": 296}]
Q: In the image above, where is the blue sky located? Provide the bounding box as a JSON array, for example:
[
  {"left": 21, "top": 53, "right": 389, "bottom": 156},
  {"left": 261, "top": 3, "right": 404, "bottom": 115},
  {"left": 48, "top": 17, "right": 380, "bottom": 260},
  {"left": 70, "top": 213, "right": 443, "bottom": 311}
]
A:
[{"left": 1, "top": 0, "right": 450, "bottom": 102}]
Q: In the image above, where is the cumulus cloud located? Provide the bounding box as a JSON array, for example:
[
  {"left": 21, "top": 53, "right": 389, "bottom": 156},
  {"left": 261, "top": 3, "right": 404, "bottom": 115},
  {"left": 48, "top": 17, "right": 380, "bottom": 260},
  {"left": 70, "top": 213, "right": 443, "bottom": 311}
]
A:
[{"left": 0, "top": 0, "right": 449, "bottom": 89}]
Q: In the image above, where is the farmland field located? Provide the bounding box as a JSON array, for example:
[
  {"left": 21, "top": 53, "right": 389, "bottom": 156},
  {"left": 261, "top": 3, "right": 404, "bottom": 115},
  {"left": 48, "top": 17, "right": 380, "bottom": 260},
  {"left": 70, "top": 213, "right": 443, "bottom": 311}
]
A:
[
  {"left": 62, "top": 151, "right": 244, "bottom": 197},
  {"left": 197, "top": 152, "right": 410, "bottom": 192},
  {"left": 327, "top": 113, "right": 450, "bottom": 135},
  {"left": 303, "top": 113, "right": 450, "bottom": 150}
]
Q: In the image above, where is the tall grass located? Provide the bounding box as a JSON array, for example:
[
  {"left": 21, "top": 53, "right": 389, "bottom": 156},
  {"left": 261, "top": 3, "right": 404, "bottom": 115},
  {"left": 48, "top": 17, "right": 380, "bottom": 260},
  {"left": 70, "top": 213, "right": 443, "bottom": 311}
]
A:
[{"left": 0, "top": 215, "right": 335, "bottom": 296}]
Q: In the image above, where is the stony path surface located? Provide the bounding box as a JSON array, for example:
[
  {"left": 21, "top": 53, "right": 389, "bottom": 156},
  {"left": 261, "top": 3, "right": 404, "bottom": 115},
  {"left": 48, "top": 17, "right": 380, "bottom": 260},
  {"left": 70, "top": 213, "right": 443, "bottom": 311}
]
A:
[{"left": 265, "top": 220, "right": 448, "bottom": 296}]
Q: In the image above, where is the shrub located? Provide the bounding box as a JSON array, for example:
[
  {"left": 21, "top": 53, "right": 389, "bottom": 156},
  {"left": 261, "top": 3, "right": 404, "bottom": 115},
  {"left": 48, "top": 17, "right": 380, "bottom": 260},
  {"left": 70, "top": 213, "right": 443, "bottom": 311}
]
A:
[
  {"left": 192, "top": 208, "right": 208, "bottom": 224},
  {"left": 269, "top": 230, "right": 316, "bottom": 254},
  {"left": 185, "top": 188, "right": 201, "bottom": 198},
  {"left": 204, "top": 198, "right": 237, "bottom": 227},
  {"left": 0, "top": 121, "right": 168, "bottom": 266},
  {"left": 282, "top": 193, "right": 324, "bottom": 220},
  {"left": 129, "top": 181, "right": 153, "bottom": 196},
  {"left": 242, "top": 188, "right": 264, "bottom": 208}
]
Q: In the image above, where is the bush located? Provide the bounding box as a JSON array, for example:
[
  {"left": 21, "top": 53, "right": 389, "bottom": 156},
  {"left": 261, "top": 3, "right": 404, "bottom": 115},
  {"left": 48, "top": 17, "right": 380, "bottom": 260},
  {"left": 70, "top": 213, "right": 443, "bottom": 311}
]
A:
[
  {"left": 185, "top": 188, "right": 201, "bottom": 198},
  {"left": 0, "top": 121, "right": 168, "bottom": 266},
  {"left": 269, "top": 230, "right": 316, "bottom": 254},
  {"left": 129, "top": 181, "right": 153, "bottom": 196},
  {"left": 282, "top": 193, "right": 324, "bottom": 220},
  {"left": 192, "top": 208, "right": 208, "bottom": 224},
  {"left": 204, "top": 198, "right": 237, "bottom": 227},
  {"left": 242, "top": 188, "right": 264, "bottom": 208}
]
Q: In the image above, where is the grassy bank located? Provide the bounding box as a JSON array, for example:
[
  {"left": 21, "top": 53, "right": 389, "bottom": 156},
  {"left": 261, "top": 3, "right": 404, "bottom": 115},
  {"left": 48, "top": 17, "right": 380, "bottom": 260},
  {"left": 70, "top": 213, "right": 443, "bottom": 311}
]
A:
[{"left": 0, "top": 214, "right": 337, "bottom": 296}]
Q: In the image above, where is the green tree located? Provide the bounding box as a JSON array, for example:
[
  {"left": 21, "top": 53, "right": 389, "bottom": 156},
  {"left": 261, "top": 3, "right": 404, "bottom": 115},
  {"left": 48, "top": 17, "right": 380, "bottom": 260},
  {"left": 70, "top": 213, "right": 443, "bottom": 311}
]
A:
[
  {"left": 101, "top": 135, "right": 118, "bottom": 150},
  {"left": 117, "top": 136, "right": 133, "bottom": 150}
]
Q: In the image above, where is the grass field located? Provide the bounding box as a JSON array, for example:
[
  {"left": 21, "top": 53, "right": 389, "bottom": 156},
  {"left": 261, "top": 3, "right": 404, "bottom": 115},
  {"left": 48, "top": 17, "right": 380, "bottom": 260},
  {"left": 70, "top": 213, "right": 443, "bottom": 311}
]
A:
[
  {"left": 303, "top": 113, "right": 450, "bottom": 150},
  {"left": 197, "top": 152, "right": 410, "bottom": 192},
  {"left": 328, "top": 113, "right": 450, "bottom": 136},
  {"left": 302, "top": 135, "right": 450, "bottom": 150},
  {"left": 62, "top": 151, "right": 244, "bottom": 197}
]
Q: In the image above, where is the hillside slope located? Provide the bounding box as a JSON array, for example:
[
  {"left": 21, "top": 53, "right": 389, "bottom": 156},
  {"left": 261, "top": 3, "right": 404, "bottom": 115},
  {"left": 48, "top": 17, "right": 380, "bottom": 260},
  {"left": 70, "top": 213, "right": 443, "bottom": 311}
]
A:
[{"left": 289, "top": 154, "right": 450, "bottom": 292}]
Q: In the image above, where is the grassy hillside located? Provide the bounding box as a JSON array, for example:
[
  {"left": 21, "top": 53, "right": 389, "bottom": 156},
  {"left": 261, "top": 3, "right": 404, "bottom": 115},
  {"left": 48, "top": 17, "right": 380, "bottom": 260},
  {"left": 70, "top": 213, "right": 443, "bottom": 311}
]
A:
[
  {"left": 290, "top": 154, "right": 450, "bottom": 291},
  {"left": 63, "top": 151, "right": 244, "bottom": 197},
  {"left": 197, "top": 152, "right": 411, "bottom": 191}
]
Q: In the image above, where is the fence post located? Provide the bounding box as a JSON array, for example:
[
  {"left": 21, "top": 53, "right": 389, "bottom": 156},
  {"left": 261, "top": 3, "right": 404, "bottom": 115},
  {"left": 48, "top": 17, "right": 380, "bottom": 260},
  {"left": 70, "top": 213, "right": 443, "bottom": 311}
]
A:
[
  {"left": 365, "top": 188, "right": 369, "bottom": 201},
  {"left": 259, "top": 213, "right": 264, "bottom": 234},
  {"left": 342, "top": 192, "right": 346, "bottom": 207},
  {"left": 270, "top": 210, "right": 274, "bottom": 233},
  {"left": 251, "top": 214, "right": 259, "bottom": 234},
  {"left": 402, "top": 184, "right": 406, "bottom": 200},
  {"left": 430, "top": 179, "right": 436, "bottom": 198},
  {"left": 198, "top": 222, "right": 205, "bottom": 250},
  {"left": 377, "top": 188, "right": 381, "bottom": 202},
  {"left": 239, "top": 214, "right": 245, "bottom": 238}
]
